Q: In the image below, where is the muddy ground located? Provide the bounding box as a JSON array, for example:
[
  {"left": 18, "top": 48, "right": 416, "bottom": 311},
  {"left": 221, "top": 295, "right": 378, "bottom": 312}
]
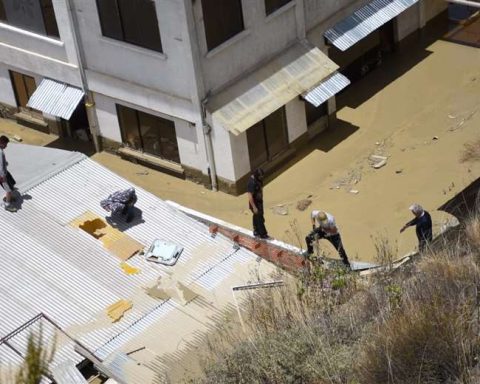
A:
[{"left": 2, "top": 35, "right": 479, "bottom": 264}]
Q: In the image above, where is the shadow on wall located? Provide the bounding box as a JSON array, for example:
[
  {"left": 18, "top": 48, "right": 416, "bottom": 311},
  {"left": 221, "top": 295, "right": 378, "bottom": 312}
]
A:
[{"left": 336, "top": 13, "right": 449, "bottom": 110}]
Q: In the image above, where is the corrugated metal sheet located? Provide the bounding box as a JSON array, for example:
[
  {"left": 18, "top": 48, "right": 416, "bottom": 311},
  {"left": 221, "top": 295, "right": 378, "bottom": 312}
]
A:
[
  {"left": 0, "top": 145, "right": 278, "bottom": 380},
  {"left": 27, "top": 79, "right": 84, "bottom": 120},
  {"left": 209, "top": 42, "right": 338, "bottom": 135},
  {"left": 324, "top": 0, "right": 419, "bottom": 51},
  {"left": 303, "top": 72, "right": 351, "bottom": 107},
  {"left": 52, "top": 360, "right": 88, "bottom": 384}
]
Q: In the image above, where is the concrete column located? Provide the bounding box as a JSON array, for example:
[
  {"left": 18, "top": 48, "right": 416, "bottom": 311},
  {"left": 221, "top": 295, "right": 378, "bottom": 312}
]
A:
[
  {"left": 419, "top": 0, "right": 427, "bottom": 29},
  {"left": 327, "top": 97, "right": 337, "bottom": 116},
  {"left": 295, "top": 0, "right": 306, "bottom": 39}
]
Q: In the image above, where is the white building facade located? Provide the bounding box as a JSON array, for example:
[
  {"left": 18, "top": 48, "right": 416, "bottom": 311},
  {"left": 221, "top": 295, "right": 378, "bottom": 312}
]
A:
[{"left": 0, "top": 0, "right": 448, "bottom": 194}]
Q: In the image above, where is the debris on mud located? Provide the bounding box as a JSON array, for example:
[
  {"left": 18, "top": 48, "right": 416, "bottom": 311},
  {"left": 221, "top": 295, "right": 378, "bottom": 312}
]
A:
[
  {"left": 272, "top": 205, "right": 289, "bottom": 216},
  {"left": 369, "top": 155, "right": 387, "bottom": 169},
  {"left": 449, "top": 109, "right": 477, "bottom": 131},
  {"left": 296, "top": 199, "right": 312, "bottom": 211},
  {"left": 331, "top": 168, "right": 363, "bottom": 190}
]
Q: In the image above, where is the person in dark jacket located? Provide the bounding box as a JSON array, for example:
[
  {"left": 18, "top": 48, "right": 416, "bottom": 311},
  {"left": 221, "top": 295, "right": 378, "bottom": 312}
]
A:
[
  {"left": 0, "top": 135, "right": 16, "bottom": 212},
  {"left": 400, "top": 203, "right": 433, "bottom": 252},
  {"left": 247, "top": 168, "right": 270, "bottom": 239}
]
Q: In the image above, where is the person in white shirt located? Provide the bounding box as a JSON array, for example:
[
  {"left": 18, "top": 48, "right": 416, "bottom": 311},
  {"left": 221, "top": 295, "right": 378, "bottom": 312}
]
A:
[{"left": 304, "top": 210, "right": 350, "bottom": 268}]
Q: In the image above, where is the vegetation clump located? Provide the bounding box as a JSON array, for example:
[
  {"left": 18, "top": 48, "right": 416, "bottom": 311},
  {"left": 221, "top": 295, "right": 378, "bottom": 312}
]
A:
[{"left": 193, "top": 214, "right": 480, "bottom": 384}]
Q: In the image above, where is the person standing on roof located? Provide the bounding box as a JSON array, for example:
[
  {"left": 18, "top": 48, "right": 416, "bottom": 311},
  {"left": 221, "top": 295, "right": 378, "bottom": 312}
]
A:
[
  {"left": 400, "top": 203, "right": 432, "bottom": 252},
  {"left": 247, "top": 168, "right": 270, "bottom": 239},
  {"left": 0, "top": 136, "right": 16, "bottom": 212},
  {"left": 304, "top": 210, "right": 350, "bottom": 269}
]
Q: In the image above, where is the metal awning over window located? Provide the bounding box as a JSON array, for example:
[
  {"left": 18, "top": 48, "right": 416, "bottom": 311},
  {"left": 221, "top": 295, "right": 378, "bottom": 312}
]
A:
[
  {"left": 302, "top": 72, "right": 350, "bottom": 107},
  {"left": 27, "top": 79, "right": 85, "bottom": 120},
  {"left": 324, "top": 0, "right": 419, "bottom": 51},
  {"left": 208, "top": 42, "right": 339, "bottom": 136}
]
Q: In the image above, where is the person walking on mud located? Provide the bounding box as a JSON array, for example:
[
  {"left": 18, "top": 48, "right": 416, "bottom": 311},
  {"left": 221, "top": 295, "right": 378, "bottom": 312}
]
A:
[
  {"left": 0, "top": 136, "right": 16, "bottom": 212},
  {"left": 304, "top": 210, "right": 350, "bottom": 269},
  {"left": 247, "top": 168, "right": 270, "bottom": 239},
  {"left": 400, "top": 203, "right": 432, "bottom": 252}
]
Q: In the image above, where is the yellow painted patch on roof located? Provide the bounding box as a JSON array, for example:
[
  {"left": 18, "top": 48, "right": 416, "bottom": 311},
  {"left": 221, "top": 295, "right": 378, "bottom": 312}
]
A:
[
  {"left": 106, "top": 299, "right": 133, "bottom": 323},
  {"left": 120, "top": 262, "right": 141, "bottom": 275},
  {"left": 70, "top": 211, "right": 144, "bottom": 261}
]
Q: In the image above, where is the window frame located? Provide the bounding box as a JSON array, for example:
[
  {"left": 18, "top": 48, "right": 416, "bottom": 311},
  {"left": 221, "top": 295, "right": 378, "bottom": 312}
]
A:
[
  {"left": 264, "top": 0, "right": 292, "bottom": 16},
  {"left": 9, "top": 70, "right": 37, "bottom": 109},
  {"left": 116, "top": 104, "right": 180, "bottom": 164},
  {"left": 96, "top": 0, "right": 163, "bottom": 53},
  {"left": 201, "top": 0, "right": 245, "bottom": 52},
  {"left": 0, "top": 0, "right": 59, "bottom": 38}
]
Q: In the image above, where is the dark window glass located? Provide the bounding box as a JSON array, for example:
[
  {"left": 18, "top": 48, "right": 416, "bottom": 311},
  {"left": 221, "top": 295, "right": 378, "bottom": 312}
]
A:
[
  {"left": 10, "top": 71, "right": 37, "bottom": 108},
  {"left": 96, "top": 0, "right": 162, "bottom": 52},
  {"left": 0, "top": 1, "right": 6, "bottom": 21},
  {"left": 201, "top": 0, "right": 244, "bottom": 51},
  {"left": 264, "top": 107, "right": 288, "bottom": 157},
  {"left": 97, "top": 0, "right": 123, "bottom": 40},
  {"left": 117, "top": 104, "right": 180, "bottom": 163},
  {"left": 247, "top": 107, "right": 288, "bottom": 170},
  {"left": 118, "top": 105, "right": 142, "bottom": 150},
  {"left": 40, "top": 0, "right": 59, "bottom": 37},
  {"left": 265, "top": 0, "right": 291, "bottom": 15},
  {"left": 305, "top": 100, "right": 327, "bottom": 126},
  {"left": 0, "top": 0, "right": 59, "bottom": 38}
]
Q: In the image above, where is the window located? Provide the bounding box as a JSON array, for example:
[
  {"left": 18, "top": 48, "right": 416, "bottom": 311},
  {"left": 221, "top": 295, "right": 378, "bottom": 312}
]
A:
[
  {"left": 0, "top": 1, "right": 6, "bottom": 21},
  {"left": 117, "top": 105, "right": 180, "bottom": 163},
  {"left": 96, "top": 0, "right": 162, "bottom": 52},
  {"left": 265, "top": 0, "right": 291, "bottom": 15},
  {"left": 9, "top": 71, "right": 37, "bottom": 108},
  {"left": 247, "top": 107, "right": 288, "bottom": 170},
  {"left": 201, "top": 0, "right": 244, "bottom": 51},
  {"left": 0, "top": 0, "right": 59, "bottom": 38},
  {"left": 40, "top": 0, "right": 59, "bottom": 38}
]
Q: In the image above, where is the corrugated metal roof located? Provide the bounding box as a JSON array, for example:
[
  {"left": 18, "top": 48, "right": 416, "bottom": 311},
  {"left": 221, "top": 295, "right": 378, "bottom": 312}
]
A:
[
  {"left": 303, "top": 72, "right": 350, "bottom": 107},
  {"left": 324, "top": 0, "right": 419, "bottom": 51},
  {"left": 0, "top": 145, "right": 278, "bottom": 381},
  {"left": 209, "top": 42, "right": 338, "bottom": 135},
  {"left": 27, "top": 79, "right": 85, "bottom": 120},
  {"left": 52, "top": 360, "right": 88, "bottom": 384}
]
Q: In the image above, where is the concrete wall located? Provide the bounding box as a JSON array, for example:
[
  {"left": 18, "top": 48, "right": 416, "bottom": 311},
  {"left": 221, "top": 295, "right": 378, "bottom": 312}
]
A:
[
  {"left": 304, "top": 0, "right": 370, "bottom": 33},
  {"left": 396, "top": 3, "right": 421, "bottom": 41},
  {"left": 423, "top": 0, "right": 448, "bottom": 23},
  {"left": 0, "top": 0, "right": 81, "bottom": 86},
  {"left": 74, "top": 0, "right": 196, "bottom": 101},
  {"left": 286, "top": 97, "right": 307, "bottom": 143},
  {"left": 210, "top": 97, "right": 309, "bottom": 183},
  {"left": 193, "top": 0, "right": 298, "bottom": 94}
]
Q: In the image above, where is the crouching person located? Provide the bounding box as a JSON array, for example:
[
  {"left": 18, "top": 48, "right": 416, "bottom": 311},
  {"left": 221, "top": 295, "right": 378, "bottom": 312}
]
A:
[
  {"left": 304, "top": 210, "right": 351, "bottom": 269},
  {"left": 101, "top": 188, "right": 137, "bottom": 223}
]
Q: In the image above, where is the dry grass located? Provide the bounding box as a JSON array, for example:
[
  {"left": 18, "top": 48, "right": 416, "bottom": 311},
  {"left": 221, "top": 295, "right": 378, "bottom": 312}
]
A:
[
  {"left": 191, "top": 215, "right": 480, "bottom": 384},
  {"left": 461, "top": 139, "right": 480, "bottom": 163}
]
